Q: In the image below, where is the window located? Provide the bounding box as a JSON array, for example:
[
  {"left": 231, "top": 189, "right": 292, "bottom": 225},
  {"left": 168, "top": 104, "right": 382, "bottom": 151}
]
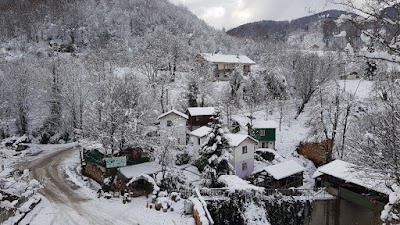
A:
[
  {"left": 242, "top": 162, "right": 248, "bottom": 171},
  {"left": 243, "top": 65, "right": 250, "bottom": 73},
  {"left": 261, "top": 142, "right": 266, "bottom": 148},
  {"left": 242, "top": 146, "right": 247, "bottom": 154},
  {"left": 167, "top": 120, "right": 173, "bottom": 127},
  {"left": 259, "top": 129, "right": 265, "bottom": 136},
  {"left": 198, "top": 138, "right": 201, "bottom": 145}
]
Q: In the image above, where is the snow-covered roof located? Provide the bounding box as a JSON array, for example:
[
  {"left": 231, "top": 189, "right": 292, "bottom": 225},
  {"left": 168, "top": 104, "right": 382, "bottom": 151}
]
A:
[
  {"left": 254, "top": 160, "right": 304, "bottom": 180},
  {"left": 157, "top": 109, "right": 188, "bottom": 120},
  {"left": 252, "top": 120, "right": 278, "bottom": 129},
  {"left": 190, "top": 126, "right": 212, "bottom": 138},
  {"left": 312, "top": 160, "right": 392, "bottom": 195},
  {"left": 217, "top": 175, "right": 264, "bottom": 191},
  {"left": 187, "top": 107, "right": 215, "bottom": 116},
  {"left": 126, "top": 174, "right": 160, "bottom": 192},
  {"left": 118, "top": 162, "right": 162, "bottom": 179},
  {"left": 81, "top": 141, "right": 109, "bottom": 154},
  {"left": 225, "top": 134, "right": 258, "bottom": 147},
  {"left": 199, "top": 53, "right": 256, "bottom": 65}
]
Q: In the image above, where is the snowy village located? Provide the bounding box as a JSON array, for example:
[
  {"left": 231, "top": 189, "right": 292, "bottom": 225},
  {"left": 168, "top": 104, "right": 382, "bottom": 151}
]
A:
[{"left": 0, "top": 0, "right": 400, "bottom": 225}]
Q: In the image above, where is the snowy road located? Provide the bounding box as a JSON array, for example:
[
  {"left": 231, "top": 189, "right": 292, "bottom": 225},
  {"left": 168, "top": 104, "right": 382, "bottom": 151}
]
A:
[
  {"left": 26, "top": 146, "right": 136, "bottom": 225},
  {"left": 20, "top": 145, "right": 194, "bottom": 225}
]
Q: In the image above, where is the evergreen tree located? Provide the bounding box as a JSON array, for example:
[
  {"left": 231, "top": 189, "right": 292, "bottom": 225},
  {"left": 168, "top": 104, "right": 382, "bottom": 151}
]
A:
[
  {"left": 187, "top": 79, "right": 198, "bottom": 107},
  {"left": 365, "top": 60, "right": 377, "bottom": 81},
  {"left": 195, "top": 109, "right": 234, "bottom": 187}
]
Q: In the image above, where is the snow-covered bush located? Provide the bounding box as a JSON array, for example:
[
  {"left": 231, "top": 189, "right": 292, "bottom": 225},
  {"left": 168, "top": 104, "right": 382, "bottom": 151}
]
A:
[
  {"left": 157, "top": 170, "right": 186, "bottom": 192},
  {"left": 175, "top": 151, "right": 191, "bottom": 165}
]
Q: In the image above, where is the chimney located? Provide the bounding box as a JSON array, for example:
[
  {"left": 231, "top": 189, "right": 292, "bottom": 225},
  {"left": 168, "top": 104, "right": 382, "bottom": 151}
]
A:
[{"left": 236, "top": 53, "right": 239, "bottom": 58}]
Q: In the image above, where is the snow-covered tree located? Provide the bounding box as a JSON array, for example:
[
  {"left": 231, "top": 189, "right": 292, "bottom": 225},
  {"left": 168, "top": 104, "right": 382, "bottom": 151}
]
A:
[
  {"left": 346, "top": 76, "right": 400, "bottom": 223},
  {"left": 243, "top": 74, "right": 266, "bottom": 128},
  {"left": 291, "top": 52, "right": 336, "bottom": 119},
  {"left": 186, "top": 78, "right": 199, "bottom": 107},
  {"left": 229, "top": 67, "right": 244, "bottom": 106},
  {"left": 195, "top": 109, "right": 234, "bottom": 187},
  {"left": 306, "top": 81, "right": 357, "bottom": 159},
  {"left": 333, "top": 0, "right": 400, "bottom": 63},
  {"left": 84, "top": 71, "right": 145, "bottom": 151},
  {"left": 335, "top": 1, "right": 400, "bottom": 222}
]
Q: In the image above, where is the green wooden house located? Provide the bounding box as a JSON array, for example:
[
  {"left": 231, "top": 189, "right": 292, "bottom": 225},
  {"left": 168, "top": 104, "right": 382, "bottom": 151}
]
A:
[
  {"left": 82, "top": 144, "right": 151, "bottom": 180},
  {"left": 249, "top": 120, "right": 278, "bottom": 149}
]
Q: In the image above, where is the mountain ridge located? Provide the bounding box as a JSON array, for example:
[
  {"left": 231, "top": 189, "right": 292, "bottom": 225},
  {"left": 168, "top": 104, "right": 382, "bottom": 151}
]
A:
[{"left": 227, "top": 9, "right": 352, "bottom": 42}]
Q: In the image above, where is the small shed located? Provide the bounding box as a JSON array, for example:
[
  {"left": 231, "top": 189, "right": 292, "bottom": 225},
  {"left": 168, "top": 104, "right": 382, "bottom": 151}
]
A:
[
  {"left": 186, "top": 107, "right": 215, "bottom": 131},
  {"left": 118, "top": 161, "right": 162, "bottom": 181},
  {"left": 313, "top": 160, "right": 389, "bottom": 206},
  {"left": 81, "top": 144, "right": 109, "bottom": 184},
  {"left": 251, "top": 160, "right": 304, "bottom": 189},
  {"left": 81, "top": 143, "right": 152, "bottom": 186},
  {"left": 117, "top": 162, "right": 162, "bottom": 196},
  {"left": 125, "top": 174, "right": 160, "bottom": 197}
]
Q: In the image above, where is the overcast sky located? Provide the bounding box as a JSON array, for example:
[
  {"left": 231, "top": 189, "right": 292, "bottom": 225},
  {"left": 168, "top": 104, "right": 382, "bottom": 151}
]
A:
[{"left": 169, "top": 0, "right": 342, "bottom": 30}]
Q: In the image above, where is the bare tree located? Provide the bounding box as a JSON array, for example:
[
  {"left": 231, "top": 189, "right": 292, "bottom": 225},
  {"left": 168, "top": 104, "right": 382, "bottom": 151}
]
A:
[
  {"left": 332, "top": 0, "right": 400, "bottom": 63},
  {"left": 292, "top": 53, "right": 336, "bottom": 119},
  {"left": 229, "top": 67, "right": 244, "bottom": 106},
  {"left": 243, "top": 74, "right": 266, "bottom": 128},
  {"left": 306, "top": 81, "right": 357, "bottom": 160}
]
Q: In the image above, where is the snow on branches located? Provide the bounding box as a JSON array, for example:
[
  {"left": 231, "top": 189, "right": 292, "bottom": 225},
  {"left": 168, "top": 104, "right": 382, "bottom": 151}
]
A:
[{"left": 195, "top": 108, "right": 234, "bottom": 187}]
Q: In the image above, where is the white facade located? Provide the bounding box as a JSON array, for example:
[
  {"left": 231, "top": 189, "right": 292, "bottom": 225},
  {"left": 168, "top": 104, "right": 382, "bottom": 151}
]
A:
[
  {"left": 189, "top": 126, "right": 212, "bottom": 159},
  {"left": 225, "top": 134, "right": 258, "bottom": 178},
  {"left": 189, "top": 135, "right": 208, "bottom": 159},
  {"left": 158, "top": 110, "right": 188, "bottom": 145},
  {"left": 229, "top": 138, "right": 257, "bottom": 163}
]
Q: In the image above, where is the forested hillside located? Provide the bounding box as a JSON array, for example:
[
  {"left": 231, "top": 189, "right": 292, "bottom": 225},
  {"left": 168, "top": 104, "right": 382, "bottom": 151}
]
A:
[
  {"left": 227, "top": 10, "right": 360, "bottom": 50},
  {"left": 0, "top": 0, "right": 288, "bottom": 148},
  {"left": 0, "top": 0, "right": 243, "bottom": 64}
]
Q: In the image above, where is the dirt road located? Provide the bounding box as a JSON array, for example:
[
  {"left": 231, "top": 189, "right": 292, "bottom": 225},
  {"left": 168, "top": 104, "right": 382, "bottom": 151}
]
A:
[
  {"left": 29, "top": 147, "right": 85, "bottom": 204},
  {"left": 27, "top": 146, "right": 137, "bottom": 225}
]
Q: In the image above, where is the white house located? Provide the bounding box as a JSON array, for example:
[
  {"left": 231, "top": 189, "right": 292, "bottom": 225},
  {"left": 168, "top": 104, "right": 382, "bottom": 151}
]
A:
[
  {"left": 158, "top": 110, "right": 188, "bottom": 145},
  {"left": 189, "top": 126, "right": 212, "bottom": 159},
  {"left": 196, "top": 53, "right": 256, "bottom": 80},
  {"left": 225, "top": 134, "right": 258, "bottom": 178}
]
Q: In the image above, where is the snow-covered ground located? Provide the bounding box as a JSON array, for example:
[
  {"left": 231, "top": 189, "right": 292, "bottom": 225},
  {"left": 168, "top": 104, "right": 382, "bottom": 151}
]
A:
[
  {"left": 232, "top": 104, "right": 317, "bottom": 188},
  {"left": 0, "top": 79, "right": 377, "bottom": 224},
  {"left": 23, "top": 194, "right": 194, "bottom": 225},
  {"left": 28, "top": 148, "right": 195, "bottom": 225},
  {"left": 231, "top": 79, "right": 376, "bottom": 189},
  {"left": 0, "top": 143, "right": 195, "bottom": 225}
]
